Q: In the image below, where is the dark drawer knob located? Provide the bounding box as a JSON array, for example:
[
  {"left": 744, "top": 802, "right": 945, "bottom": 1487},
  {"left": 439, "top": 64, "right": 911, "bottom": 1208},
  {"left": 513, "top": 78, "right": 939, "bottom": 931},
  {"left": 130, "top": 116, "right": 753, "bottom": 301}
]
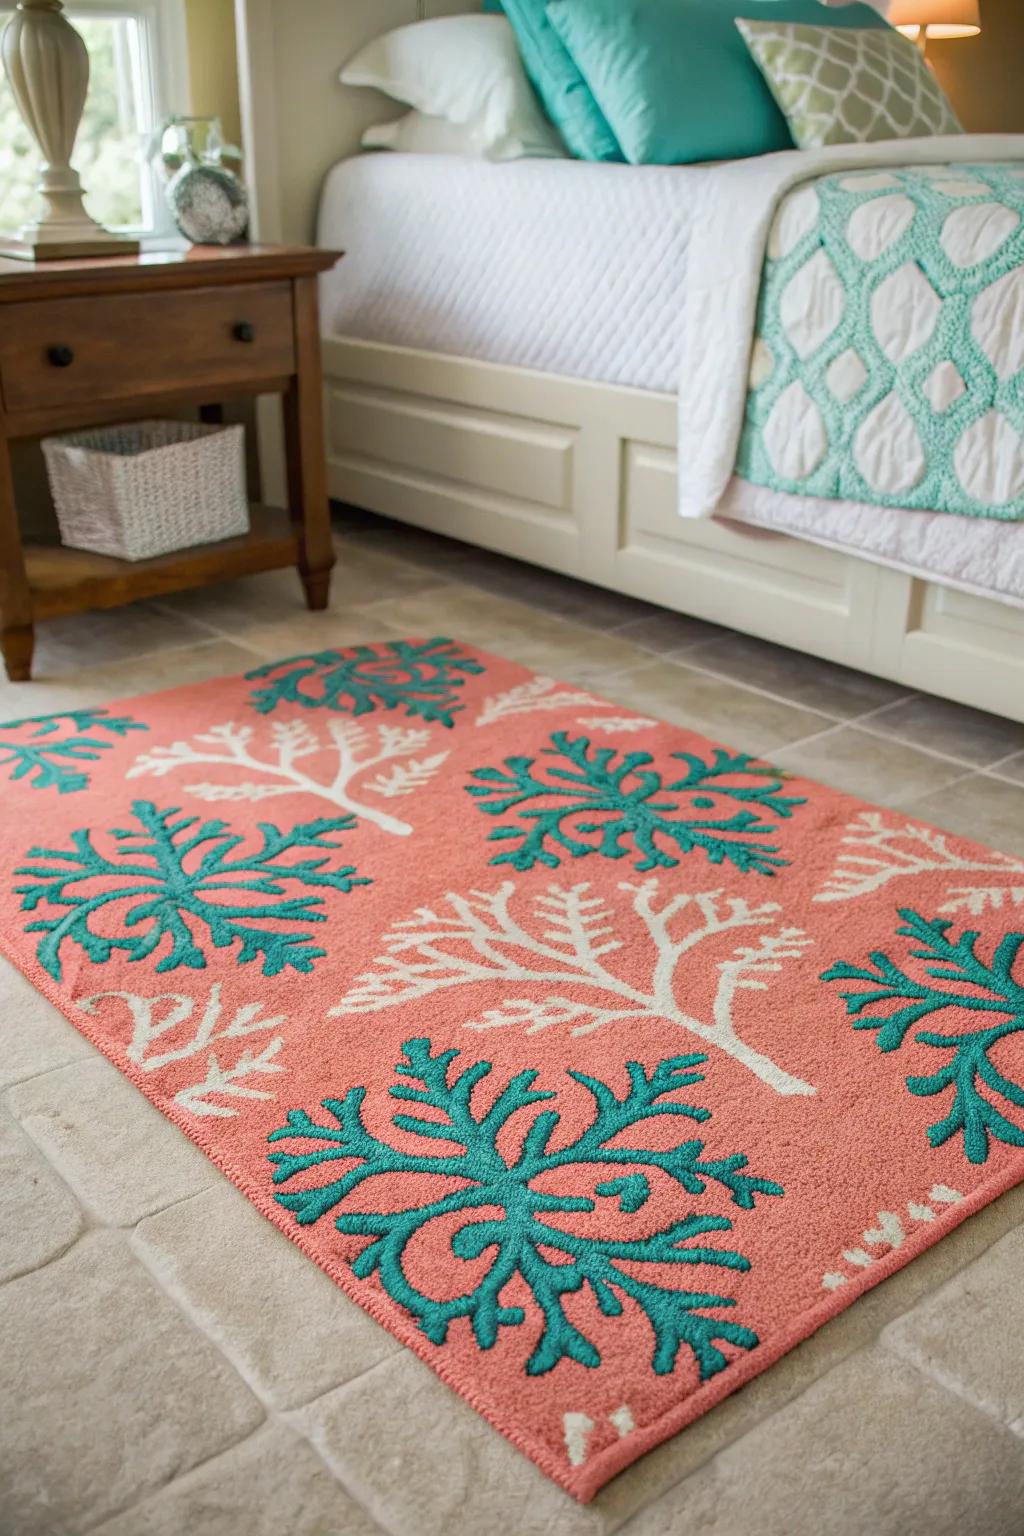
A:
[
  {"left": 47, "top": 345, "right": 75, "bottom": 368},
  {"left": 233, "top": 322, "right": 256, "bottom": 344}
]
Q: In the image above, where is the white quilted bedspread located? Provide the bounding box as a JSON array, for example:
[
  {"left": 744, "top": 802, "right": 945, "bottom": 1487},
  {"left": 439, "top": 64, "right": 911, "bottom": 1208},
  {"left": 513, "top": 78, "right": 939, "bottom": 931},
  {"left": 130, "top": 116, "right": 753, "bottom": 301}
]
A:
[
  {"left": 318, "top": 154, "right": 703, "bottom": 392},
  {"left": 720, "top": 478, "right": 1024, "bottom": 605}
]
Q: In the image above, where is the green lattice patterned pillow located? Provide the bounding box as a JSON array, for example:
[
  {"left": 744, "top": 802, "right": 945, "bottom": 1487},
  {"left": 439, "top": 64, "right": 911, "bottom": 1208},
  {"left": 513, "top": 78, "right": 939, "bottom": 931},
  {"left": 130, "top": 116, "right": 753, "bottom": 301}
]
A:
[{"left": 735, "top": 20, "right": 963, "bottom": 148}]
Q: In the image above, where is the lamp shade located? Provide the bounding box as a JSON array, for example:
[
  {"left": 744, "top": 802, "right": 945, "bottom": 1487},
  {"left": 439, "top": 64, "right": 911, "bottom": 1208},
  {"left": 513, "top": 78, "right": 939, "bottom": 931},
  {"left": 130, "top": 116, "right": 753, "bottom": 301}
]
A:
[{"left": 887, "top": 0, "right": 981, "bottom": 38}]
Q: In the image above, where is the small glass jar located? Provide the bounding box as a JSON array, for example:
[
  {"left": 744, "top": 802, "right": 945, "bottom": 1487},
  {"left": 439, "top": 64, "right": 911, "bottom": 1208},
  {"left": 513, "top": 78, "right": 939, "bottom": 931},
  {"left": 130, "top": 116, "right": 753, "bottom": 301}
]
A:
[{"left": 153, "top": 116, "right": 249, "bottom": 247}]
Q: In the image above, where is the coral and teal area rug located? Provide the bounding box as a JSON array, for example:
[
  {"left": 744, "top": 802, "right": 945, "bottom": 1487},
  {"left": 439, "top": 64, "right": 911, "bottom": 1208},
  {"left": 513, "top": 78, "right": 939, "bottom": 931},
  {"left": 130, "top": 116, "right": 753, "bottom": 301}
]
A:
[{"left": 2, "top": 638, "right": 1023, "bottom": 1500}]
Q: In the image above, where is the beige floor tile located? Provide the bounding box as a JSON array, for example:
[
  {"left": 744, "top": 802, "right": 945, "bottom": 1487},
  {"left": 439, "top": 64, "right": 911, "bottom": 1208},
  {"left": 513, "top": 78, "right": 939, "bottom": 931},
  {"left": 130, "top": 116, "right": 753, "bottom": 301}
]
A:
[
  {"left": 232, "top": 611, "right": 405, "bottom": 663},
  {"left": 93, "top": 1425, "right": 385, "bottom": 1536},
  {"left": 0, "top": 959, "right": 94, "bottom": 1089},
  {"left": 684, "top": 631, "right": 911, "bottom": 719},
  {"left": 361, "top": 584, "right": 651, "bottom": 685},
  {"left": 612, "top": 609, "right": 728, "bottom": 657},
  {"left": 863, "top": 692, "right": 1024, "bottom": 768},
  {"left": 31, "top": 602, "right": 212, "bottom": 676},
  {"left": 153, "top": 566, "right": 321, "bottom": 636},
  {"left": 884, "top": 1225, "right": 1024, "bottom": 1436},
  {"left": 155, "top": 547, "right": 438, "bottom": 638},
  {"left": 775, "top": 725, "right": 967, "bottom": 806},
  {"left": 342, "top": 517, "right": 479, "bottom": 573},
  {"left": 0, "top": 1109, "right": 83, "bottom": 1282},
  {"left": 7, "top": 1058, "right": 215, "bottom": 1226},
  {"left": 904, "top": 774, "right": 1024, "bottom": 857},
  {"left": 996, "top": 751, "right": 1024, "bottom": 784},
  {"left": 0, "top": 1232, "right": 264, "bottom": 1535},
  {"left": 510, "top": 626, "right": 660, "bottom": 688},
  {"left": 296, "top": 1351, "right": 606, "bottom": 1536},
  {"left": 456, "top": 550, "right": 655, "bottom": 629},
  {"left": 0, "top": 638, "right": 258, "bottom": 718},
  {"left": 622, "top": 1347, "right": 1024, "bottom": 1536},
  {"left": 592, "top": 658, "right": 832, "bottom": 755},
  {"left": 132, "top": 1184, "right": 402, "bottom": 1409},
  {"left": 355, "top": 580, "right": 571, "bottom": 650}
]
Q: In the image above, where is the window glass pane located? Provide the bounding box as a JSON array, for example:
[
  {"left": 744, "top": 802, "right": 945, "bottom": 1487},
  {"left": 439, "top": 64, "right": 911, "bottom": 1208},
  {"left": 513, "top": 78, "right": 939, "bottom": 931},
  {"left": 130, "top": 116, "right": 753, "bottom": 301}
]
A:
[{"left": 0, "top": 11, "right": 152, "bottom": 235}]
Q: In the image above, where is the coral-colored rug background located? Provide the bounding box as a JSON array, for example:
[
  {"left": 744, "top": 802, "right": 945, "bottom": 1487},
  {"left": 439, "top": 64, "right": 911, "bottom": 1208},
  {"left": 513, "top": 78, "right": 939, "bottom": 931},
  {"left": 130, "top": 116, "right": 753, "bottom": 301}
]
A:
[{"left": 1, "top": 637, "right": 1022, "bottom": 1502}]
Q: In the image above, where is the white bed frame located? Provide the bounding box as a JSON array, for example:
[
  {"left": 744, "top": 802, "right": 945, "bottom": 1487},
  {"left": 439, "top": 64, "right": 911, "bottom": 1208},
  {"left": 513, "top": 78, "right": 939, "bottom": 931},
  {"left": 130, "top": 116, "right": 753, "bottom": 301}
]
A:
[{"left": 235, "top": 0, "right": 1024, "bottom": 724}]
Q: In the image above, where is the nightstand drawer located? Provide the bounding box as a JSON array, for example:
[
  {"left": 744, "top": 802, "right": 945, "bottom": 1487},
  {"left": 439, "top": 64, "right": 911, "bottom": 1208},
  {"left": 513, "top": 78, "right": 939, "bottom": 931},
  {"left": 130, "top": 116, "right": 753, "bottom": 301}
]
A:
[{"left": 0, "top": 282, "right": 296, "bottom": 413}]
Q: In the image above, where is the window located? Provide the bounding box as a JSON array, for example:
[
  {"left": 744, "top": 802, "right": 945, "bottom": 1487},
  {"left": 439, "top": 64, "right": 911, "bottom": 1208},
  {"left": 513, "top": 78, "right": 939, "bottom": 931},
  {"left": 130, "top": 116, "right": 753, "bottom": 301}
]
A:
[{"left": 0, "top": 0, "right": 188, "bottom": 237}]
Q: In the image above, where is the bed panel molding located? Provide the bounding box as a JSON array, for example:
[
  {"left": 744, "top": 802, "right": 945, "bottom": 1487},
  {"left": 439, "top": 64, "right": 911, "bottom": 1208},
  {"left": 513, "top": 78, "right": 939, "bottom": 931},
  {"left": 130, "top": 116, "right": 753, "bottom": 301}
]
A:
[
  {"left": 322, "top": 339, "right": 1024, "bottom": 724},
  {"left": 327, "top": 383, "right": 577, "bottom": 514},
  {"left": 615, "top": 437, "right": 880, "bottom": 668}
]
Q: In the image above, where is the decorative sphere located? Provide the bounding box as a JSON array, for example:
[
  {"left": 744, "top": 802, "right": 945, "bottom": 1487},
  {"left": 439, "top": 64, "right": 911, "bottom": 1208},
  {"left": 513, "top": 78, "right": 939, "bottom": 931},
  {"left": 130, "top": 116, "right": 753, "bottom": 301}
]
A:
[{"left": 167, "top": 163, "right": 249, "bottom": 246}]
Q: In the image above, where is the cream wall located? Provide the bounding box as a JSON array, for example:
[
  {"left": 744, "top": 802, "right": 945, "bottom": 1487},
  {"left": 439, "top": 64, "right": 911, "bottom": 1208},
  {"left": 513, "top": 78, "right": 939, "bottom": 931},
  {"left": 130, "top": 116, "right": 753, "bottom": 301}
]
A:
[
  {"left": 930, "top": 0, "right": 1024, "bottom": 132},
  {"left": 184, "top": 0, "right": 242, "bottom": 149}
]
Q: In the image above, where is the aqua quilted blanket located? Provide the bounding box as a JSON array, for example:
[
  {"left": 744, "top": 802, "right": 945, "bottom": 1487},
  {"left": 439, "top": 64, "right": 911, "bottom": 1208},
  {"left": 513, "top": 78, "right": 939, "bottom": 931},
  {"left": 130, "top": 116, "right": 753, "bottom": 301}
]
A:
[{"left": 737, "top": 163, "right": 1024, "bottom": 521}]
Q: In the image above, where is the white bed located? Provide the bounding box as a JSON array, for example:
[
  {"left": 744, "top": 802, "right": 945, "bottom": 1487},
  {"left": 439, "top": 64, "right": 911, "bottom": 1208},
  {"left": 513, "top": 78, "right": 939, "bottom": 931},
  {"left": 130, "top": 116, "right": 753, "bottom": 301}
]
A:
[
  {"left": 237, "top": 0, "right": 1024, "bottom": 723},
  {"left": 318, "top": 151, "right": 1024, "bottom": 609}
]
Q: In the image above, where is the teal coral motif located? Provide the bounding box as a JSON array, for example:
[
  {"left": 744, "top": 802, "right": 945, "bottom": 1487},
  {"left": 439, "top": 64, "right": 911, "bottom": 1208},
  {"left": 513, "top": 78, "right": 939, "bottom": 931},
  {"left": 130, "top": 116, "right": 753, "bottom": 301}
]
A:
[
  {"left": 246, "top": 637, "right": 483, "bottom": 727},
  {"left": 269, "top": 1039, "right": 781, "bottom": 1378},
  {"left": 15, "top": 800, "right": 369, "bottom": 982},
  {"left": 823, "top": 909, "right": 1024, "bottom": 1165},
  {"left": 465, "top": 732, "right": 804, "bottom": 875},
  {"left": 739, "top": 163, "right": 1024, "bottom": 522},
  {"left": 0, "top": 709, "right": 145, "bottom": 794}
]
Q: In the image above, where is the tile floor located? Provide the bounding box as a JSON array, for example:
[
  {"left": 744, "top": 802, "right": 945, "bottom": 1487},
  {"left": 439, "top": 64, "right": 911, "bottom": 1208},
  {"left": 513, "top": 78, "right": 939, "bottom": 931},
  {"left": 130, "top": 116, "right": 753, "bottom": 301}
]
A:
[{"left": 3, "top": 506, "right": 1024, "bottom": 1536}]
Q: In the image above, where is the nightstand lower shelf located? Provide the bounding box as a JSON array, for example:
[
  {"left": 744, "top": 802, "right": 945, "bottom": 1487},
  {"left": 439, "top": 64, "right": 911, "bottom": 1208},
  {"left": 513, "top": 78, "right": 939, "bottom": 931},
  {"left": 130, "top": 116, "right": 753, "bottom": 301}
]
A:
[{"left": 25, "top": 504, "right": 299, "bottom": 622}]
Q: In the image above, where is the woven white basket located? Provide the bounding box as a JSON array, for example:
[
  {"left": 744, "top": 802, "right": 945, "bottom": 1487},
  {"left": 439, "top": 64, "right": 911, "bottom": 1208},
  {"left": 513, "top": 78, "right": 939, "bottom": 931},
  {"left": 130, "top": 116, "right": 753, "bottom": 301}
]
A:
[{"left": 42, "top": 420, "right": 249, "bottom": 562}]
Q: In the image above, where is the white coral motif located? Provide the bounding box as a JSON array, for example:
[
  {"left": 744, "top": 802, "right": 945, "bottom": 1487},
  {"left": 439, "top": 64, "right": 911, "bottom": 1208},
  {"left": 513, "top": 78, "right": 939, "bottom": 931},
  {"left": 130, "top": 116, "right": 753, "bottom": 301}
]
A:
[
  {"left": 814, "top": 811, "right": 1024, "bottom": 903},
  {"left": 474, "top": 675, "right": 604, "bottom": 727},
  {"left": 128, "top": 718, "right": 449, "bottom": 837},
  {"left": 821, "top": 1184, "right": 963, "bottom": 1290},
  {"left": 333, "top": 879, "right": 816, "bottom": 1097},
  {"left": 78, "top": 982, "right": 287, "bottom": 1118},
  {"left": 475, "top": 677, "right": 657, "bottom": 735},
  {"left": 175, "top": 1040, "right": 285, "bottom": 1117},
  {"left": 576, "top": 715, "right": 658, "bottom": 734},
  {"left": 363, "top": 752, "right": 450, "bottom": 799},
  {"left": 563, "top": 1404, "right": 635, "bottom": 1468},
  {"left": 939, "top": 885, "right": 1024, "bottom": 916}
]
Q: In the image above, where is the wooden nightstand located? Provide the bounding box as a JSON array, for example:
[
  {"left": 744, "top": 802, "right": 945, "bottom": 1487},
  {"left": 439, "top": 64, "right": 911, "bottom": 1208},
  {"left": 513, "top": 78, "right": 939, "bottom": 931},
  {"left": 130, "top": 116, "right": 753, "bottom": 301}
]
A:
[{"left": 0, "top": 243, "right": 341, "bottom": 682}]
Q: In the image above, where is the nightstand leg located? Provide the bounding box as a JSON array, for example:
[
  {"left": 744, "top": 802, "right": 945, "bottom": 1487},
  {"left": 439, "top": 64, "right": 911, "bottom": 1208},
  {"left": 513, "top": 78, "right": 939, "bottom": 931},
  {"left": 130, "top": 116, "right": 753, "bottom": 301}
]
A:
[
  {"left": 0, "top": 437, "right": 34, "bottom": 683},
  {"left": 285, "top": 274, "right": 335, "bottom": 612}
]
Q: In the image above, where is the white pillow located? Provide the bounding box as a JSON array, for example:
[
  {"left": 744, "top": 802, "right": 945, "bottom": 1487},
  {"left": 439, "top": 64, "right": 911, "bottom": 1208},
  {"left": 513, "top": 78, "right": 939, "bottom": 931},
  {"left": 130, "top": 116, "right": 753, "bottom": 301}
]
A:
[
  {"left": 362, "top": 112, "right": 488, "bottom": 157},
  {"left": 362, "top": 109, "right": 564, "bottom": 160},
  {"left": 342, "top": 15, "right": 565, "bottom": 161}
]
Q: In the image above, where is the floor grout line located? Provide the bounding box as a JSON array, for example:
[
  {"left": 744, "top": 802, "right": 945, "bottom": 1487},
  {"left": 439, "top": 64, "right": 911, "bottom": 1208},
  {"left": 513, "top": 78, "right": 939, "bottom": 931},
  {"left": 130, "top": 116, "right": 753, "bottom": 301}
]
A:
[
  {"left": 843, "top": 716, "right": 1006, "bottom": 772},
  {"left": 981, "top": 748, "right": 1024, "bottom": 782},
  {"left": 77, "top": 1418, "right": 275, "bottom": 1534},
  {"left": 28, "top": 631, "right": 235, "bottom": 681},
  {"left": 767, "top": 721, "right": 845, "bottom": 756},
  {"left": 593, "top": 644, "right": 929, "bottom": 735},
  {"left": 593, "top": 659, "right": 849, "bottom": 730},
  {"left": 892, "top": 765, "right": 980, "bottom": 810}
]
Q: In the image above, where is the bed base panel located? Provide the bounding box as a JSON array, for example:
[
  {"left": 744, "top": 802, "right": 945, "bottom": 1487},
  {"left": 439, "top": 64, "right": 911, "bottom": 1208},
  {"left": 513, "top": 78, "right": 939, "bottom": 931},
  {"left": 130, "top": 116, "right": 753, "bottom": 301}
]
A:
[{"left": 322, "top": 338, "right": 1024, "bottom": 726}]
